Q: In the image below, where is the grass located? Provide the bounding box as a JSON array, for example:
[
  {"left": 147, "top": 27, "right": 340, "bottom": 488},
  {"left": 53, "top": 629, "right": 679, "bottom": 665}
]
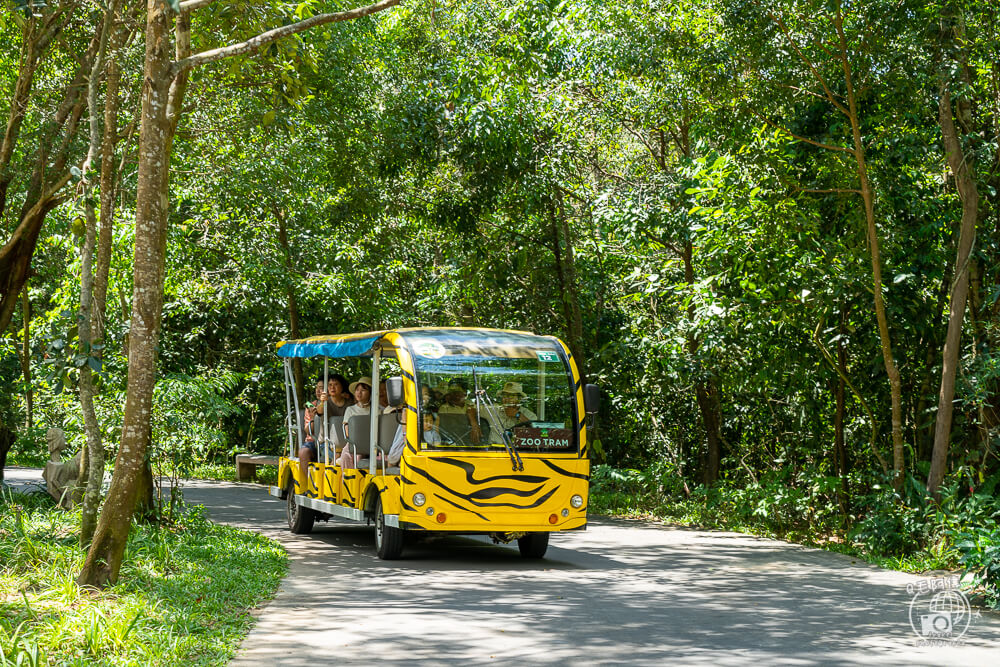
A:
[{"left": 0, "top": 488, "right": 287, "bottom": 666}]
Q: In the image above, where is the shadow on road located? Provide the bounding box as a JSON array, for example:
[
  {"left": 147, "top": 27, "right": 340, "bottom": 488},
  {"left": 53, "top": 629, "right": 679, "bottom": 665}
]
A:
[{"left": 181, "top": 480, "right": 1000, "bottom": 666}]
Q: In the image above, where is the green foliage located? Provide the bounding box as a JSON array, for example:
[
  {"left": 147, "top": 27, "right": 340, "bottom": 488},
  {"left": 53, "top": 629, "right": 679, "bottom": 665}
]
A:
[
  {"left": 5, "top": 427, "right": 49, "bottom": 469},
  {"left": 152, "top": 371, "right": 243, "bottom": 474},
  {"left": 592, "top": 463, "right": 1000, "bottom": 602},
  {"left": 956, "top": 528, "right": 1000, "bottom": 608},
  {"left": 2, "top": 0, "right": 1000, "bottom": 608},
  {"left": 0, "top": 490, "right": 287, "bottom": 665}
]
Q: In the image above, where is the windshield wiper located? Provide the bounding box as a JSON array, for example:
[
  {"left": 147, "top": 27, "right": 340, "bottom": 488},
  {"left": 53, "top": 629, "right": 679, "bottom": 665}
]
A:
[{"left": 474, "top": 372, "right": 523, "bottom": 472}]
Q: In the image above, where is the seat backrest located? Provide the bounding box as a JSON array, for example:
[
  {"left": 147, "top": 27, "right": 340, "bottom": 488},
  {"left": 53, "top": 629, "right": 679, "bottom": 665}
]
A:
[
  {"left": 346, "top": 415, "right": 371, "bottom": 456},
  {"left": 331, "top": 420, "right": 345, "bottom": 447},
  {"left": 438, "top": 413, "right": 470, "bottom": 444},
  {"left": 297, "top": 409, "right": 308, "bottom": 447},
  {"left": 435, "top": 413, "right": 491, "bottom": 446},
  {"left": 378, "top": 413, "right": 401, "bottom": 453}
]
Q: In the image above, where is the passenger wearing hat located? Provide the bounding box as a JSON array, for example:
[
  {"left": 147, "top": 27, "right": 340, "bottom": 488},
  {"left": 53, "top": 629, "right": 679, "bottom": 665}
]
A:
[
  {"left": 484, "top": 381, "right": 538, "bottom": 444},
  {"left": 338, "top": 376, "right": 372, "bottom": 469}
]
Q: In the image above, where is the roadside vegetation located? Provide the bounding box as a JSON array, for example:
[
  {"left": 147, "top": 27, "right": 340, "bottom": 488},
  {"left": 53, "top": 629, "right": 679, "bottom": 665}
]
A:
[
  {"left": 0, "top": 489, "right": 286, "bottom": 666},
  {"left": 590, "top": 464, "right": 1000, "bottom": 607},
  {"left": 1, "top": 0, "right": 998, "bottom": 614}
]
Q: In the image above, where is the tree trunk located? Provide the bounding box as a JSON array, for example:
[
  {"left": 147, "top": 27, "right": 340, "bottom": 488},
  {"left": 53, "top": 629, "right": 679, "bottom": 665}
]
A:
[
  {"left": 77, "top": 0, "right": 403, "bottom": 587},
  {"left": 556, "top": 191, "right": 586, "bottom": 376},
  {"left": 915, "top": 267, "right": 953, "bottom": 461},
  {"left": 1, "top": 25, "right": 99, "bottom": 335},
  {"left": 1, "top": 14, "right": 64, "bottom": 222},
  {"left": 20, "top": 285, "right": 32, "bottom": 430},
  {"left": 928, "top": 81, "right": 979, "bottom": 496},
  {"left": 833, "top": 304, "right": 850, "bottom": 520},
  {"left": 93, "top": 22, "right": 125, "bottom": 350},
  {"left": 79, "top": 0, "right": 175, "bottom": 588},
  {"left": 78, "top": 212, "right": 103, "bottom": 550},
  {"left": 78, "top": 2, "right": 117, "bottom": 548},
  {"left": 0, "top": 198, "right": 66, "bottom": 333},
  {"left": 834, "top": 305, "right": 848, "bottom": 481},
  {"left": 134, "top": 428, "right": 156, "bottom": 523},
  {"left": 835, "top": 11, "right": 905, "bottom": 488},
  {"left": 550, "top": 197, "right": 585, "bottom": 375},
  {"left": 696, "top": 381, "right": 723, "bottom": 484},
  {"left": 0, "top": 421, "right": 13, "bottom": 484},
  {"left": 682, "top": 241, "right": 723, "bottom": 484}
]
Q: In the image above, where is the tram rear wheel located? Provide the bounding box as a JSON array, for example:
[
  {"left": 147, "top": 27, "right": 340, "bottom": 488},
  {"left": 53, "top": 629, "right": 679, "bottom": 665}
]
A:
[
  {"left": 374, "top": 497, "right": 403, "bottom": 560},
  {"left": 287, "top": 481, "right": 315, "bottom": 534},
  {"left": 517, "top": 532, "right": 549, "bottom": 559}
]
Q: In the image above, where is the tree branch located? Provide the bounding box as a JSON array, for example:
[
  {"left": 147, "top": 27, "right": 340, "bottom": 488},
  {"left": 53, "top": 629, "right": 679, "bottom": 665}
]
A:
[
  {"left": 178, "top": 0, "right": 215, "bottom": 12},
  {"left": 794, "top": 187, "right": 861, "bottom": 195},
  {"left": 769, "top": 10, "right": 850, "bottom": 117},
  {"left": 776, "top": 82, "right": 831, "bottom": 103},
  {"left": 644, "top": 229, "right": 681, "bottom": 256},
  {"left": 812, "top": 316, "right": 889, "bottom": 473},
  {"left": 172, "top": 0, "right": 402, "bottom": 75},
  {"left": 748, "top": 107, "right": 855, "bottom": 154},
  {"left": 477, "top": 216, "right": 551, "bottom": 250}
]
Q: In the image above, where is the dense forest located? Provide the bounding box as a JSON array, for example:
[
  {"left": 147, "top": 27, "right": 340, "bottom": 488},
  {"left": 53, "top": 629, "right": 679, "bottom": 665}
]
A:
[{"left": 1, "top": 0, "right": 999, "bottom": 596}]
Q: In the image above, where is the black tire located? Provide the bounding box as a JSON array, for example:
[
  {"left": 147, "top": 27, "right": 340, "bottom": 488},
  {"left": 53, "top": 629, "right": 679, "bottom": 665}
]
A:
[
  {"left": 374, "top": 496, "right": 403, "bottom": 560},
  {"left": 286, "top": 481, "right": 315, "bottom": 534},
  {"left": 517, "top": 532, "right": 549, "bottom": 558}
]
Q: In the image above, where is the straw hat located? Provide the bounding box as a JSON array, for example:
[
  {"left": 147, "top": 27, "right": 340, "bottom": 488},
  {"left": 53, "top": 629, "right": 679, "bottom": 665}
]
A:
[
  {"left": 500, "top": 381, "right": 526, "bottom": 398},
  {"left": 349, "top": 376, "right": 373, "bottom": 394}
]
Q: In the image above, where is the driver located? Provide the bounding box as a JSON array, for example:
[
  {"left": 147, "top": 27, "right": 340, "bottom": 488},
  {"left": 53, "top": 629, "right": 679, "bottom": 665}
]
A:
[{"left": 485, "top": 381, "right": 538, "bottom": 444}]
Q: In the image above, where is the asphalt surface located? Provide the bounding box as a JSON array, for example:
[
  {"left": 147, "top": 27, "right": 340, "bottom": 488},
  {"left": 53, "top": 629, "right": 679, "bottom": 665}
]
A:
[{"left": 4, "top": 468, "right": 999, "bottom": 664}]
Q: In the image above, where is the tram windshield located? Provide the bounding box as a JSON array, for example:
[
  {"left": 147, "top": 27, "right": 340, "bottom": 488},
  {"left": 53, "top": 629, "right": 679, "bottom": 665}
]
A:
[{"left": 408, "top": 330, "right": 578, "bottom": 452}]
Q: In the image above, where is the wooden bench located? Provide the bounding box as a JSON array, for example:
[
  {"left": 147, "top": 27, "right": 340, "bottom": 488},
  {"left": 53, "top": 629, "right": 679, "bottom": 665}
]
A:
[{"left": 235, "top": 454, "right": 279, "bottom": 481}]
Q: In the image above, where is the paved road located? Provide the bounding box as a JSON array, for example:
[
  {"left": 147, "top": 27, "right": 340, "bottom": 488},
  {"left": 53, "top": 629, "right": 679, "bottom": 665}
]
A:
[
  {"left": 5, "top": 469, "right": 999, "bottom": 664},
  {"left": 2, "top": 467, "right": 48, "bottom": 494},
  {"left": 178, "top": 480, "right": 1000, "bottom": 666}
]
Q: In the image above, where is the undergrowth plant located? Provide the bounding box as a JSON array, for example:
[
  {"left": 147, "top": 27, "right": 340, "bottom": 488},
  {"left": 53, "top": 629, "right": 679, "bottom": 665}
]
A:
[
  {"left": 589, "top": 463, "right": 1000, "bottom": 606},
  {"left": 0, "top": 488, "right": 286, "bottom": 666}
]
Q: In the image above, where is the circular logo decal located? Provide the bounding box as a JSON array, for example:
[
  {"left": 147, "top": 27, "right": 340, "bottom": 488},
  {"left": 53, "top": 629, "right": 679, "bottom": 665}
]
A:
[{"left": 414, "top": 341, "right": 446, "bottom": 359}]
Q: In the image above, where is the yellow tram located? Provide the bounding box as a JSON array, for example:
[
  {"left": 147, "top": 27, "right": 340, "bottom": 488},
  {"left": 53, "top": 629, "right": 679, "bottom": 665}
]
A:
[{"left": 269, "top": 327, "right": 600, "bottom": 559}]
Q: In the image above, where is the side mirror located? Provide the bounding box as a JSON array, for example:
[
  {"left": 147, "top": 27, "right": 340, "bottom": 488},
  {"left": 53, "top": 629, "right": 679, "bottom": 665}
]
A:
[
  {"left": 386, "top": 376, "right": 405, "bottom": 408},
  {"left": 583, "top": 384, "right": 601, "bottom": 414}
]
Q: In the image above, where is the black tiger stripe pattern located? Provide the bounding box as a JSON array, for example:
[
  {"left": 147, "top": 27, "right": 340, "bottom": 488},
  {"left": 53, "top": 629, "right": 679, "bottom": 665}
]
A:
[
  {"left": 540, "top": 458, "right": 589, "bottom": 480},
  {"left": 341, "top": 472, "right": 358, "bottom": 504},
  {"left": 433, "top": 494, "right": 489, "bottom": 521},
  {"left": 407, "top": 462, "right": 560, "bottom": 508},
  {"left": 433, "top": 457, "right": 547, "bottom": 485}
]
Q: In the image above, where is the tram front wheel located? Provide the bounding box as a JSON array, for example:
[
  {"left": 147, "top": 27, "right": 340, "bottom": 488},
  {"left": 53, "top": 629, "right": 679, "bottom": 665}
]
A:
[
  {"left": 517, "top": 532, "right": 549, "bottom": 559},
  {"left": 374, "top": 496, "right": 403, "bottom": 560},
  {"left": 286, "top": 481, "right": 315, "bottom": 534}
]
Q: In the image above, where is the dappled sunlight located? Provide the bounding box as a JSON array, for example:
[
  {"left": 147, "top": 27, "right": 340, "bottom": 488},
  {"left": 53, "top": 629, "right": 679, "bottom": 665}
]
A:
[{"left": 178, "top": 481, "right": 1000, "bottom": 665}]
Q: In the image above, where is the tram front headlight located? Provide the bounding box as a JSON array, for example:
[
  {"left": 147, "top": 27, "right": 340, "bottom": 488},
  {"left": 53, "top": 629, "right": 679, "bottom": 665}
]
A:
[
  {"left": 426, "top": 507, "right": 435, "bottom": 516},
  {"left": 570, "top": 494, "right": 584, "bottom": 508},
  {"left": 413, "top": 492, "right": 426, "bottom": 507}
]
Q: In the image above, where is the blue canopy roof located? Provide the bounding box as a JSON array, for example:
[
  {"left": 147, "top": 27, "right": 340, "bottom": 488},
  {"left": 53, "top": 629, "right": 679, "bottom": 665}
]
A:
[
  {"left": 275, "top": 328, "right": 554, "bottom": 360},
  {"left": 275, "top": 331, "right": 385, "bottom": 359}
]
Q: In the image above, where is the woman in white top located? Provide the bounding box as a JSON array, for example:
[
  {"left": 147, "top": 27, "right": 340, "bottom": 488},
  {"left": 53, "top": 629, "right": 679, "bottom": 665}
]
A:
[{"left": 338, "top": 376, "right": 372, "bottom": 469}]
